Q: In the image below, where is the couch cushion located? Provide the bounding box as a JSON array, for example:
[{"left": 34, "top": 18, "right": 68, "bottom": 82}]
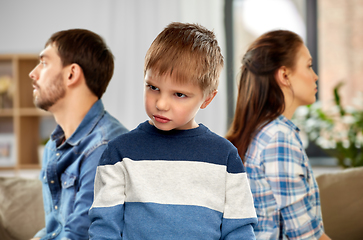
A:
[
  {"left": 316, "top": 167, "right": 363, "bottom": 240},
  {"left": 0, "top": 176, "right": 45, "bottom": 240}
]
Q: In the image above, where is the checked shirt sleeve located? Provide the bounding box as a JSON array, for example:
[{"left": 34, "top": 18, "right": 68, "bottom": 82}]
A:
[{"left": 261, "top": 130, "right": 324, "bottom": 240}]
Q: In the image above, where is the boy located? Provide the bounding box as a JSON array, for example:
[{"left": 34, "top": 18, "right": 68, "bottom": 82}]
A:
[{"left": 89, "top": 22, "right": 257, "bottom": 239}]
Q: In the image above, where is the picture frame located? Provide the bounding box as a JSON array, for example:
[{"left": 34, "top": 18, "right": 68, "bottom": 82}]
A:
[{"left": 0, "top": 134, "right": 16, "bottom": 167}]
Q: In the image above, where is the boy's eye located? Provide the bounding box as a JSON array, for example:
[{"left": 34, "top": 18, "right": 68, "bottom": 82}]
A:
[
  {"left": 147, "top": 84, "right": 159, "bottom": 91},
  {"left": 175, "top": 92, "right": 186, "bottom": 98}
]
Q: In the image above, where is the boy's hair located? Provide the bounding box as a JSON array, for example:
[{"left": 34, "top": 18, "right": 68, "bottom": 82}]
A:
[
  {"left": 45, "top": 29, "right": 114, "bottom": 99},
  {"left": 144, "top": 22, "right": 224, "bottom": 95}
]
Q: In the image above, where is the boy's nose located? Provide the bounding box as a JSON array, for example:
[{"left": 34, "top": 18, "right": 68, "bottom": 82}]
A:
[{"left": 156, "top": 96, "right": 169, "bottom": 111}]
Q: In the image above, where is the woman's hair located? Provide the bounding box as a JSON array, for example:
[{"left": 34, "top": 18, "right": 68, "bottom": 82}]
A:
[{"left": 225, "top": 30, "right": 303, "bottom": 162}]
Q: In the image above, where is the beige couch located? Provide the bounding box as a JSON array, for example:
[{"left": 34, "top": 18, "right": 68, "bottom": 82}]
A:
[
  {"left": 0, "top": 167, "right": 362, "bottom": 240},
  {"left": 0, "top": 176, "right": 44, "bottom": 240},
  {"left": 316, "top": 166, "right": 363, "bottom": 240}
]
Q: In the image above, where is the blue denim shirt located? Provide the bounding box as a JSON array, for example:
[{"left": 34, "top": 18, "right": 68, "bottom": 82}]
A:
[{"left": 34, "top": 100, "right": 128, "bottom": 240}]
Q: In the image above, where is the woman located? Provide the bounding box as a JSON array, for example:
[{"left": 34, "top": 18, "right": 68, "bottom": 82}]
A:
[{"left": 226, "top": 30, "right": 331, "bottom": 240}]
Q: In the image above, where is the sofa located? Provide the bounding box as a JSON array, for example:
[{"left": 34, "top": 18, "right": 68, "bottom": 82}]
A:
[
  {"left": 316, "top": 166, "right": 363, "bottom": 240},
  {"left": 0, "top": 176, "right": 44, "bottom": 240},
  {"left": 0, "top": 167, "right": 362, "bottom": 240}
]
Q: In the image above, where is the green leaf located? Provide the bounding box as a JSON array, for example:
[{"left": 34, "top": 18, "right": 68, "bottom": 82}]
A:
[{"left": 333, "top": 82, "right": 345, "bottom": 116}]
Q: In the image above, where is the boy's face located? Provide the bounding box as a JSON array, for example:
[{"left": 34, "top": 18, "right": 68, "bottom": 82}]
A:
[{"left": 144, "top": 69, "right": 216, "bottom": 131}]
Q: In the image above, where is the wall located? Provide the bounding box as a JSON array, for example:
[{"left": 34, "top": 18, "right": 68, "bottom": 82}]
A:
[
  {"left": 319, "top": 0, "right": 363, "bottom": 105},
  {"left": 0, "top": 0, "right": 227, "bottom": 135}
]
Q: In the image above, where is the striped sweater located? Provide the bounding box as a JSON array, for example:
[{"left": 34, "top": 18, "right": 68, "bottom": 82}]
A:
[{"left": 89, "top": 121, "right": 257, "bottom": 240}]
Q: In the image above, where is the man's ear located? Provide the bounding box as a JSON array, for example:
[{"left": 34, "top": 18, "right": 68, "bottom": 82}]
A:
[
  {"left": 200, "top": 90, "right": 218, "bottom": 109},
  {"left": 65, "top": 63, "right": 83, "bottom": 87},
  {"left": 275, "top": 66, "right": 291, "bottom": 87}
]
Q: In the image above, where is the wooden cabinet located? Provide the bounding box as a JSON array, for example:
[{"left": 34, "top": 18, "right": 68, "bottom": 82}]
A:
[{"left": 0, "top": 54, "right": 54, "bottom": 170}]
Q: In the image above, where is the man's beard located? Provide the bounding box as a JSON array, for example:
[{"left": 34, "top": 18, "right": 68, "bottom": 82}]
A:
[{"left": 33, "top": 74, "right": 66, "bottom": 111}]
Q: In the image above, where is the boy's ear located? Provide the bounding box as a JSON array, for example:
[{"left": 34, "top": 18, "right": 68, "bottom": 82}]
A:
[
  {"left": 275, "top": 66, "right": 291, "bottom": 87},
  {"left": 65, "top": 63, "right": 83, "bottom": 87},
  {"left": 200, "top": 90, "right": 218, "bottom": 109}
]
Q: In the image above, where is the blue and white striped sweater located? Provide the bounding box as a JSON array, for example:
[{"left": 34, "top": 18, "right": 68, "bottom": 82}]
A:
[{"left": 89, "top": 121, "right": 257, "bottom": 239}]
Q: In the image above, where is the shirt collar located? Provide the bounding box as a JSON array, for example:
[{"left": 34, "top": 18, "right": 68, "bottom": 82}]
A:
[
  {"left": 50, "top": 100, "right": 105, "bottom": 146},
  {"left": 278, "top": 114, "right": 300, "bottom": 132}
]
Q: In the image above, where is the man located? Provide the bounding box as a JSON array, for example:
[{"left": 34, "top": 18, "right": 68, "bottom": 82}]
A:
[{"left": 29, "top": 29, "right": 128, "bottom": 240}]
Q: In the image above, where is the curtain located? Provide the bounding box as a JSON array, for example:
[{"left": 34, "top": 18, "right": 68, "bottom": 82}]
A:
[{"left": 0, "top": 0, "right": 227, "bottom": 135}]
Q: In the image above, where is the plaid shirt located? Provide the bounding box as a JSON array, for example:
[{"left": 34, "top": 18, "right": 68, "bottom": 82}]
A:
[{"left": 245, "top": 115, "right": 324, "bottom": 240}]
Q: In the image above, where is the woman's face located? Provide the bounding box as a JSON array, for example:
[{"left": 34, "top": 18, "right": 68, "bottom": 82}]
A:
[{"left": 288, "top": 44, "right": 318, "bottom": 108}]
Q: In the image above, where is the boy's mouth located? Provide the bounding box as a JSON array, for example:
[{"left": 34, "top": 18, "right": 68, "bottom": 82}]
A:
[{"left": 153, "top": 115, "right": 170, "bottom": 123}]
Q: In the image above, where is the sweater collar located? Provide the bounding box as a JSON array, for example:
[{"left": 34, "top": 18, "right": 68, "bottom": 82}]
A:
[{"left": 138, "top": 120, "right": 208, "bottom": 138}]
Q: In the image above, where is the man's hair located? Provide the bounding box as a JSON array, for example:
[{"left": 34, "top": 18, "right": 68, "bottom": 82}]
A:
[
  {"left": 144, "top": 22, "right": 224, "bottom": 95},
  {"left": 45, "top": 29, "right": 114, "bottom": 99}
]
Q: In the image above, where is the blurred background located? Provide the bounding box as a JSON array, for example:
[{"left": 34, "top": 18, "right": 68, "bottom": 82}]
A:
[{"left": 1, "top": 0, "right": 363, "bottom": 175}]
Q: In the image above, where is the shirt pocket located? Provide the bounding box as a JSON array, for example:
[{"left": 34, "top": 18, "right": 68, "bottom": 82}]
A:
[
  {"left": 61, "top": 173, "right": 76, "bottom": 189},
  {"left": 60, "top": 172, "right": 77, "bottom": 221}
]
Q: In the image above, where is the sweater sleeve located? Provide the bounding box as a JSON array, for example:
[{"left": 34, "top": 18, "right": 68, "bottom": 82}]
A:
[
  {"left": 221, "top": 149, "right": 257, "bottom": 240},
  {"left": 89, "top": 145, "right": 126, "bottom": 240}
]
